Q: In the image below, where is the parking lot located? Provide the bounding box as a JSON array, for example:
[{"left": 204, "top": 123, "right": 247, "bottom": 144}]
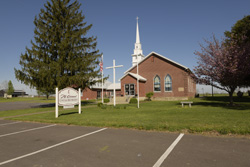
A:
[{"left": 0, "top": 120, "right": 250, "bottom": 167}]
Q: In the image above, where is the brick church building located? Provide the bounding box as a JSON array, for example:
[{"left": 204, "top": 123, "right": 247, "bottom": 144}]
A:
[
  {"left": 120, "top": 51, "right": 196, "bottom": 100},
  {"left": 82, "top": 18, "right": 196, "bottom": 100}
]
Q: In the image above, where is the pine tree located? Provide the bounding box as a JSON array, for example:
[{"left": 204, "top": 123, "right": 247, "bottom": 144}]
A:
[
  {"left": 15, "top": 0, "right": 102, "bottom": 96},
  {"left": 7, "top": 80, "right": 14, "bottom": 95}
]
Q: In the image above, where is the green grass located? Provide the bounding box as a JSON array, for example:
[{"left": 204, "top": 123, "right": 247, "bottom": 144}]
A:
[
  {"left": 0, "top": 107, "right": 54, "bottom": 118},
  {"left": 0, "top": 97, "right": 55, "bottom": 103},
  {"left": 2, "top": 95, "right": 250, "bottom": 135}
]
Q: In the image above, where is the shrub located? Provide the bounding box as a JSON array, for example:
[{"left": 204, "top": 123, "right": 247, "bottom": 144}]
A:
[
  {"left": 237, "top": 91, "right": 243, "bottom": 98},
  {"left": 146, "top": 92, "right": 154, "bottom": 101},
  {"left": 101, "top": 104, "right": 107, "bottom": 109},
  {"left": 104, "top": 98, "right": 110, "bottom": 103},
  {"left": 97, "top": 103, "right": 103, "bottom": 107},
  {"left": 129, "top": 98, "right": 138, "bottom": 104}
]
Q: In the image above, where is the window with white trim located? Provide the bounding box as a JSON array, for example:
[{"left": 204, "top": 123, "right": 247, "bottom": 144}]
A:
[
  {"left": 165, "top": 75, "right": 172, "bottom": 91},
  {"left": 154, "top": 75, "right": 161, "bottom": 92}
]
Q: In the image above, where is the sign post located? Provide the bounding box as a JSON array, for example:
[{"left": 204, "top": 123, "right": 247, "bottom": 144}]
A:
[
  {"left": 56, "top": 88, "right": 59, "bottom": 118},
  {"left": 78, "top": 88, "right": 81, "bottom": 114},
  {"left": 55, "top": 87, "right": 81, "bottom": 118}
]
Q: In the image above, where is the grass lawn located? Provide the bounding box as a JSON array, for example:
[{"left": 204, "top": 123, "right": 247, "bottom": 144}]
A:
[
  {"left": 1, "top": 95, "right": 250, "bottom": 135},
  {"left": 0, "top": 97, "right": 55, "bottom": 103}
]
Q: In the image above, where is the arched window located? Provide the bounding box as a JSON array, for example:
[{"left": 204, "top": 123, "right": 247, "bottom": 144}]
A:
[
  {"left": 165, "top": 75, "right": 172, "bottom": 91},
  {"left": 154, "top": 75, "right": 161, "bottom": 92}
]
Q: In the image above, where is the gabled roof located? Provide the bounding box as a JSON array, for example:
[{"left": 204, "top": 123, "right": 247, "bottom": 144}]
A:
[
  {"left": 119, "top": 72, "right": 147, "bottom": 81},
  {"left": 107, "top": 83, "right": 121, "bottom": 90},
  {"left": 124, "top": 51, "right": 189, "bottom": 74},
  {"left": 90, "top": 79, "right": 121, "bottom": 90}
]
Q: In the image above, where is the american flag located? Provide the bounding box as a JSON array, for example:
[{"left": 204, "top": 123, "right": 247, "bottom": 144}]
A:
[{"left": 99, "top": 55, "right": 103, "bottom": 72}]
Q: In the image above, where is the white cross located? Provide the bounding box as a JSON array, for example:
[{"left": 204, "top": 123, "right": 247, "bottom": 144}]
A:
[{"left": 106, "top": 59, "right": 123, "bottom": 106}]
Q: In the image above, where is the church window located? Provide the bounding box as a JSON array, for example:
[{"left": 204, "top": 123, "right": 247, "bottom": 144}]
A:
[
  {"left": 154, "top": 75, "right": 161, "bottom": 92},
  {"left": 165, "top": 75, "right": 172, "bottom": 92}
]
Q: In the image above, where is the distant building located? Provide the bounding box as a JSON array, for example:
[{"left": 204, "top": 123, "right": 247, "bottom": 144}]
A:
[{"left": 0, "top": 89, "right": 28, "bottom": 97}]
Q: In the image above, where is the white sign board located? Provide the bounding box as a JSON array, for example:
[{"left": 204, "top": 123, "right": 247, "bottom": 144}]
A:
[
  {"left": 55, "top": 87, "right": 81, "bottom": 118},
  {"left": 58, "top": 88, "right": 79, "bottom": 106},
  {"left": 63, "top": 105, "right": 74, "bottom": 109}
]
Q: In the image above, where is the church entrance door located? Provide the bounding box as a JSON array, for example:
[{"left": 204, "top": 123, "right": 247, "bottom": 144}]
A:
[{"left": 125, "top": 84, "right": 135, "bottom": 96}]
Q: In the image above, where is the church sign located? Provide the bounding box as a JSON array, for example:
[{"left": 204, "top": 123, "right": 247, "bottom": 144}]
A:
[
  {"left": 58, "top": 88, "right": 79, "bottom": 106},
  {"left": 55, "top": 87, "right": 81, "bottom": 118}
]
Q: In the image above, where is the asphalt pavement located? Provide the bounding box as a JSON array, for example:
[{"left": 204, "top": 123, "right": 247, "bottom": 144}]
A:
[{"left": 0, "top": 120, "right": 250, "bottom": 167}]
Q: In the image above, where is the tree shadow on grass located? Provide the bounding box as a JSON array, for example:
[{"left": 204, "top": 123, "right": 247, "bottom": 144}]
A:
[
  {"left": 193, "top": 96, "right": 250, "bottom": 110},
  {"left": 81, "top": 101, "right": 96, "bottom": 106},
  {"left": 205, "top": 96, "right": 250, "bottom": 103},
  {"left": 31, "top": 103, "right": 55, "bottom": 108},
  {"left": 59, "top": 111, "right": 79, "bottom": 116}
]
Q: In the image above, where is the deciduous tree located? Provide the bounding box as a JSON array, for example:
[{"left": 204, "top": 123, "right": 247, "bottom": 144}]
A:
[{"left": 193, "top": 35, "right": 249, "bottom": 105}]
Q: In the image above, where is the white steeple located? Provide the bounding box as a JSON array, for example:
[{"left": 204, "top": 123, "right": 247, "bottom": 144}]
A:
[{"left": 132, "top": 17, "right": 144, "bottom": 66}]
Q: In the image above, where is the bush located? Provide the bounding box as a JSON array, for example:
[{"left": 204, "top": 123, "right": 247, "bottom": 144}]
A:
[
  {"left": 97, "top": 103, "right": 103, "bottom": 107},
  {"left": 129, "top": 98, "right": 138, "bottom": 104},
  {"left": 237, "top": 91, "right": 243, "bottom": 98},
  {"left": 248, "top": 90, "right": 250, "bottom": 96},
  {"left": 97, "top": 103, "right": 108, "bottom": 109},
  {"left": 146, "top": 92, "right": 154, "bottom": 101},
  {"left": 101, "top": 104, "right": 107, "bottom": 109},
  {"left": 104, "top": 98, "right": 110, "bottom": 103}
]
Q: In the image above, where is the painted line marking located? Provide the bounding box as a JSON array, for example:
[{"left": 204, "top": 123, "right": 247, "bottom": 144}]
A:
[
  {"left": 153, "top": 133, "right": 184, "bottom": 167},
  {"left": 0, "top": 124, "right": 56, "bottom": 138},
  {"left": 0, "top": 121, "right": 21, "bottom": 126},
  {"left": 0, "top": 128, "right": 107, "bottom": 166}
]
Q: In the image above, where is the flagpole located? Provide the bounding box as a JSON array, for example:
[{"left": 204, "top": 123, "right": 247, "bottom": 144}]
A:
[
  {"left": 101, "top": 54, "right": 104, "bottom": 104},
  {"left": 137, "top": 55, "right": 139, "bottom": 108}
]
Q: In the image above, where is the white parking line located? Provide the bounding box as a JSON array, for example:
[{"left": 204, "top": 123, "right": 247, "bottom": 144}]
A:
[
  {"left": 153, "top": 133, "right": 184, "bottom": 167},
  {"left": 0, "top": 128, "right": 107, "bottom": 166},
  {"left": 0, "top": 121, "right": 21, "bottom": 126},
  {"left": 0, "top": 124, "right": 56, "bottom": 138}
]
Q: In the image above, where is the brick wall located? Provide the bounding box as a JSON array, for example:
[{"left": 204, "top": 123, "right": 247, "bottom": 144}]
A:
[
  {"left": 121, "top": 75, "right": 146, "bottom": 96},
  {"left": 82, "top": 87, "right": 97, "bottom": 100},
  {"left": 82, "top": 87, "right": 122, "bottom": 100}
]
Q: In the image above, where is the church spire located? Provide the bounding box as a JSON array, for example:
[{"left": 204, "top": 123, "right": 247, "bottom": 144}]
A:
[
  {"left": 132, "top": 17, "right": 144, "bottom": 66},
  {"left": 136, "top": 17, "right": 140, "bottom": 44}
]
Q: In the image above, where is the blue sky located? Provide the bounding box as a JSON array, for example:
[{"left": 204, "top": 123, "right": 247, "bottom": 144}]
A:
[{"left": 0, "top": 0, "right": 250, "bottom": 95}]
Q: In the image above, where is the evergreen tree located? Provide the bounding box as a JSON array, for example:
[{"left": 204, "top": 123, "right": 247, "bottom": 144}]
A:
[
  {"left": 7, "top": 80, "right": 14, "bottom": 95},
  {"left": 15, "top": 0, "right": 102, "bottom": 95}
]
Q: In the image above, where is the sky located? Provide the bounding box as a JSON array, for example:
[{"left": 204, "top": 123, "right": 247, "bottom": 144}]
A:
[{"left": 0, "top": 0, "right": 250, "bottom": 95}]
